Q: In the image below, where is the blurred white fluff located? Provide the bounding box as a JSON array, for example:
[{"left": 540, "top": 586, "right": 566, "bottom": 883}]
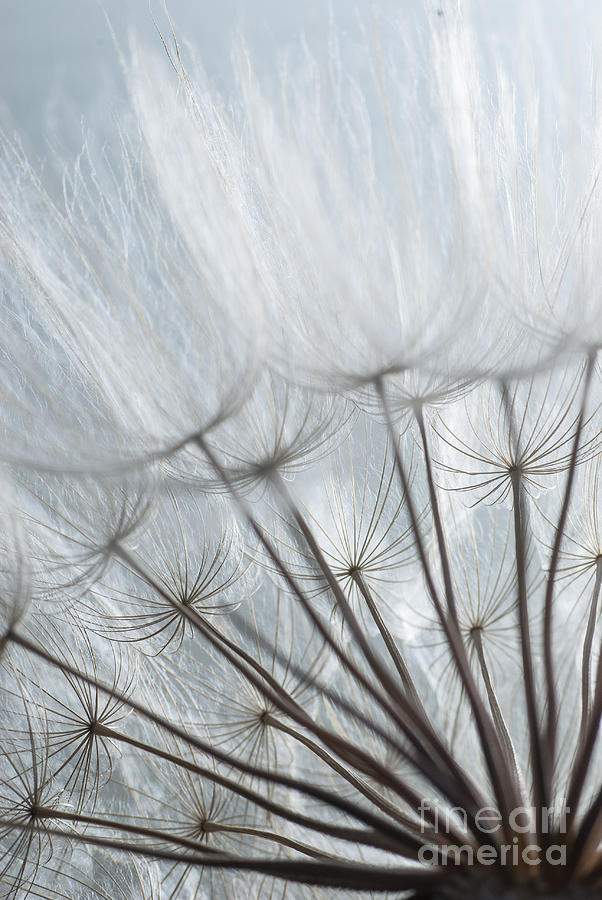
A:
[{"left": 1, "top": 4, "right": 601, "bottom": 475}]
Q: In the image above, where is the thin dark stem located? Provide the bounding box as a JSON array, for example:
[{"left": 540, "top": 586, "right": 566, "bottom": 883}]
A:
[
  {"left": 270, "top": 717, "right": 467, "bottom": 849},
  {"left": 510, "top": 468, "right": 544, "bottom": 841},
  {"left": 0, "top": 817, "right": 447, "bottom": 891},
  {"left": 416, "top": 404, "right": 524, "bottom": 806},
  {"left": 6, "top": 629, "right": 423, "bottom": 852},
  {"left": 113, "top": 543, "right": 437, "bottom": 828},
  {"left": 566, "top": 757, "right": 602, "bottom": 879},
  {"left": 500, "top": 376, "right": 546, "bottom": 843},
  {"left": 378, "top": 379, "right": 520, "bottom": 846},
  {"left": 195, "top": 434, "right": 492, "bottom": 837},
  {"left": 543, "top": 350, "right": 597, "bottom": 798},
  {"left": 471, "top": 628, "right": 521, "bottom": 789},
  {"left": 33, "top": 806, "right": 226, "bottom": 856},
  {"left": 205, "top": 823, "right": 337, "bottom": 860},
  {"left": 91, "top": 722, "right": 402, "bottom": 855},
  {"left": 415, "top": 408, "right": 457, "bottom": 623},
  {"left": 225, "top": 599, "right": 481, "bottom": 830},
  {"left": 579, "top": 559, "right": 602, "bottom": 747},
  {"left": 272, "top": 471, "right": 443, "bottom": 752},
  {"left": 566, "top": 642, "right": 602, "bottom": 829},
  {"left": 350, "top": 569, "right": 427, "bottom": 715},
  {"left": 0, "top": 815, "right": 223, "bottom": 867}
]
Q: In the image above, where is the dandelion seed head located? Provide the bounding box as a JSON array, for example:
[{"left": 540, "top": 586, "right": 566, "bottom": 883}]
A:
[{"left": 1, "top": 4, "right": 602, "bottom": 899}]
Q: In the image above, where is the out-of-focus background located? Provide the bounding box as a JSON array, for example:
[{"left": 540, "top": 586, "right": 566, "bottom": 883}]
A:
[{"left": 1, "top": 0, "right": 600, "bottom": 152}]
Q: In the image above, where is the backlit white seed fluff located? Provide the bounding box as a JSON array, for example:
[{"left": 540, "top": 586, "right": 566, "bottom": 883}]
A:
[{"left": 1, "top": 5, "right": 602, "bottom": 900}]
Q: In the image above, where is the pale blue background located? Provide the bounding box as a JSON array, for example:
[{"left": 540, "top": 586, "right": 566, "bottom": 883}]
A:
[
  {"left": 2, "top": 1, "right": 375, "bottom": 147},
  {"left": 2, "top": 1, "right": 602, "bottom": 150}
]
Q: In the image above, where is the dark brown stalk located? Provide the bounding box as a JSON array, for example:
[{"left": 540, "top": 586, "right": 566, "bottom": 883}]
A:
[
  {"left": 470, "top": 627, "right": 521, "bottom": 787},
  {"left": 566, "top": 647, "right": 602, "bottom": 848},
  {"left": 350, "top": 568, "right": 428, "bottom": 715},
  {"left": 579, "top": 558, "right": 602, "bottom": 747},
  {"left": 270, "top": 717, "right": 470, "bottom": 849},
  {"left": 271, "top": 474, "right": 504, "bottom": 838},
  {"left": 272, "top": 472, "right": 450, "bottom": 757},
  {"left": 195, "top": 434, "right": 494, "bottom": 838},
  {"left": 566, "top": 759, "right": 602, "bottom": 879},
  {"left": 416, "top": 403, "right": 524, "bottom": 801},
  {"left": 7, "top": 630, "right": 423, "bottom": 852},
  {"left": 88, "top": 722, "right": 405, "bottom": 855},
  {"left": 415, "top": 407, "right": 457, "bottom": 624},
  {"left": 227, "top": 602, "right": 469, "bottom": 815},
  {"left": 0, "top": 817, "right": 447, "bottom": 891},
  {"left": 113, "top": 540, "right": 470, "bottom": 838},
  {"left": 378, "top": 378, "right": 521, "bottom": 846},
  {"left": 500, "top": 378, "right": 546, "bottom": 843},
  {"left": 29, "top": 806, "right": 225, "bottom": 856},
  {"left": 112, "top": 542, "right": 437, "bottom": 818},
  {"left": 509, "top": 467, "right": 544, "bottom": 842},
  {"left": 543, "top": 350, "right": 597, "bottom": 798}
]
